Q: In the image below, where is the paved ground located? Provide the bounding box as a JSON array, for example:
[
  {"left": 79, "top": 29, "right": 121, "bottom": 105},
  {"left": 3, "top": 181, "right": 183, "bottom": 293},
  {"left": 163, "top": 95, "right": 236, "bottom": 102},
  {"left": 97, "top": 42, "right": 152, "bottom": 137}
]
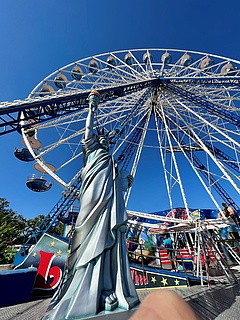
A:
[{"left": 0, "top": 281, "right": 240, "bottom": 320}]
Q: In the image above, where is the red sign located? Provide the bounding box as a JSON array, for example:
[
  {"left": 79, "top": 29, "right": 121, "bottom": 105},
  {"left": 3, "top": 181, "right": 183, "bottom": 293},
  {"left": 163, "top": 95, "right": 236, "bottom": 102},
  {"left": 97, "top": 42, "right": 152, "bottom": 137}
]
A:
[
  {"left": 130, "top": 269, "right": 148, "bottom": 286},
  {"left": 34, "top": 250, "right": 62, "bottom": 290}
]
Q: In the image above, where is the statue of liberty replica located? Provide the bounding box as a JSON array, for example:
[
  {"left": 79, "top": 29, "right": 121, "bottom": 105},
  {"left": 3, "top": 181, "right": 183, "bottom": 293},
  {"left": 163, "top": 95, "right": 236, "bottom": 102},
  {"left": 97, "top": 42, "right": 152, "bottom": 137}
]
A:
[{"left": 44, "top": 90, "right": 139, "bottom": 319}]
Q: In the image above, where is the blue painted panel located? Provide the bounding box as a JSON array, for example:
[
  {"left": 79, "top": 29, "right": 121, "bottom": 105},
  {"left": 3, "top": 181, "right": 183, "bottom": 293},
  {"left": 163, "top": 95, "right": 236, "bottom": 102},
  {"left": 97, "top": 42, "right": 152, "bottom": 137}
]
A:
[{"left": 0, "top": 268, "right": 37, "bottom": 307}]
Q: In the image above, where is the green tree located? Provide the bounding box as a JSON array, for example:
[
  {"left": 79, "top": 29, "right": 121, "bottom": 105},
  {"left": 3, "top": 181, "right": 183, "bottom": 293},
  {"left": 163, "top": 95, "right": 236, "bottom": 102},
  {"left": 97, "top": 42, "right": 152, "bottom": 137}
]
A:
[
  {"left": 0, "top": 198, "right": 26, "bottom": 263},
  {"left": 0, "top": 198, "right": 66, "bottom": 264},
  {"left": 25, "top": 214, "right": 64, "bottom": 241},
  {"left": 24, "top": 214, "right": 46, "bottom": 242}
]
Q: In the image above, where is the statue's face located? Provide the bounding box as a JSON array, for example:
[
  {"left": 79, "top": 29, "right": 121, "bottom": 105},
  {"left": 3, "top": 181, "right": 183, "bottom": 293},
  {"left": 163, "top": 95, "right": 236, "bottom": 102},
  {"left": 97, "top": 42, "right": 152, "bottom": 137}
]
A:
[{"left": 98, "top": 136, "right": 109, "bottom": 150}]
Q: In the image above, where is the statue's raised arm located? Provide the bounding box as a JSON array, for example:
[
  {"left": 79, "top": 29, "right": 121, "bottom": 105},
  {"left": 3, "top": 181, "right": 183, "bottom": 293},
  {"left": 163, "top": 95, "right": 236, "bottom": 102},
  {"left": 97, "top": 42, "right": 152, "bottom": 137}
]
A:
[{"left": 84, "top": 90, "right": 100, "bottom": 140}]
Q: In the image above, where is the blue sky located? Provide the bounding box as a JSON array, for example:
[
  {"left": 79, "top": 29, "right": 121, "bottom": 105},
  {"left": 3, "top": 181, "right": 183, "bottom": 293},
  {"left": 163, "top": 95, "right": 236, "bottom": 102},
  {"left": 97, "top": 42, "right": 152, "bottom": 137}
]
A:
[{"left": 0, "top": 0, "right": 240, "bottom": 219}]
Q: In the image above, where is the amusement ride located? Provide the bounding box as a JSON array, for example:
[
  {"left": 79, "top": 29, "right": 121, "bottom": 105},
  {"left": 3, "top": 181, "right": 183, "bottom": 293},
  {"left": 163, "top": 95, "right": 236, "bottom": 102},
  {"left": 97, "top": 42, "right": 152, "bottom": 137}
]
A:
[{"left": 0, "top": 48, "right": 240, "bottom": 290}]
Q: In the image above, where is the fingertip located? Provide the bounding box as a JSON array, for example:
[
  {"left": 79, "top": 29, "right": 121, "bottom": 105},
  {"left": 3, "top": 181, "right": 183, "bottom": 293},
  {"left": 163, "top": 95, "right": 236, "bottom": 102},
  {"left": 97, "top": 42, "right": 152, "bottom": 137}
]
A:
[{"left": 130, "top": 290, "right": 199, "bottom": 320}]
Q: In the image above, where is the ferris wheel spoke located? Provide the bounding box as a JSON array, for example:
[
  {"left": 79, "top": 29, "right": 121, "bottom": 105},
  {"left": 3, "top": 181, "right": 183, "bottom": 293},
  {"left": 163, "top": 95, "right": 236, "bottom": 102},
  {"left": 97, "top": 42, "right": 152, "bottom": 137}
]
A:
[
  {"left": 143, "top": 50, "right": 155, "bottom": 75},
  {"left": 157, "top": 116, "right": 224, "bottom": 211},
  {"left": 190, "top": 84, "right": 240, "bottom": 115},
  {"left": 119, "top": 51, "right": 149, "bottom": 76},
  {"left": 57, "top": 151, "right": 84, "bottom": 172},
  {"left": 157, "top": 99, "right": 190, "bottom": 214},
  {"left": 203, "top": 142, "right": 240, "bottom": 174},
  {"left": 97, "top": 91, "right": 151, "bottom": 137},
  {"left": 173, "top": 97, "right": 240, "bottom": 150},
  {"left": 35, "top": 126, "right": 84, "bottom": 158},
  {"left": 154, "top": 115, "right": 174, "bottom": 209},
  {"left": 162, "top": 100, "right": 240, "bottom": 196},
  {"left": 156, "top": 107, "right": 239, "bottom": 209},
  {"left": 113, "top": 109, "right": 150, "bottom": 157},
  {"left": 124, "top": 109, "right": 151, "bottom": 206},
  {"left": 93, "top": 54, "right": 149, "bottom": 81},
  {"left": 172, "top": 134, "right": 239, "bottom": 205},
  {"left": 164, "top": 83, "right": 240, "bottom": 127}
]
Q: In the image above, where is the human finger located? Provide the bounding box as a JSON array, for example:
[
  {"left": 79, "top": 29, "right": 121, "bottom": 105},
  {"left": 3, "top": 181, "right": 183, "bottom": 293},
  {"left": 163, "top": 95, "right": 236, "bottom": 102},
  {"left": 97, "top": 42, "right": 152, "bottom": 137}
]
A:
[{"left": 130, "top": 290, "right": 199, "bottom": 320}]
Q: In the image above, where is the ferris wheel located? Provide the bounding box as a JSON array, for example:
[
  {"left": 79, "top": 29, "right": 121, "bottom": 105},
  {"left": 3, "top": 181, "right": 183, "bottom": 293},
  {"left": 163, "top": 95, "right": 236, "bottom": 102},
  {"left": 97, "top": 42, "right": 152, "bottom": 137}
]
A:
[{"left": 15, "top": 48, "right": 240, "bottom": 214}]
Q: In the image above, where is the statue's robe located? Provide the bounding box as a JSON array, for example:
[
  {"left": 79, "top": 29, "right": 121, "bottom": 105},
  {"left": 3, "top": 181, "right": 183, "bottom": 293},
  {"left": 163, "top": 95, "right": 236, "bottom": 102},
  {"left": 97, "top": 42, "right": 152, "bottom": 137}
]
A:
[{"left": 45, "top": 134, "right": 139, "bottom": 319}]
